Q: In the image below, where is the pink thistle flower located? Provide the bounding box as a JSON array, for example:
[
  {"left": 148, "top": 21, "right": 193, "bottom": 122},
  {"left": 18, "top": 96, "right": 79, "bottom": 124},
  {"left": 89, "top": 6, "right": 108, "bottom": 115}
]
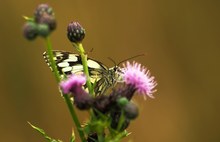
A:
[
  {"left": 122, "top": 61, "right": 157, "bottom": 99},
  {"left": 60, "top": 74, "right": 86, "bottom": 94},
  {"left": 60, "top": 74, "right": 93, "bottom": 110}
]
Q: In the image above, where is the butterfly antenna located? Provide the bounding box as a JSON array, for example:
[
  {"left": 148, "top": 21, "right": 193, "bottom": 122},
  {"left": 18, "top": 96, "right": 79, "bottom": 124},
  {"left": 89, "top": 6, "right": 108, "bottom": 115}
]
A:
[
  {"left": 89, "top": 48, "right": 94, "bottom": 53},
  {"left": 117, "top": 53, "right": 145, "bottom": 66},
  {"left": 107, "top": 57, "right": 117, "bottom": 66},
  {"left": 86, "top": 48, "right": 94, "bottom": 56}
]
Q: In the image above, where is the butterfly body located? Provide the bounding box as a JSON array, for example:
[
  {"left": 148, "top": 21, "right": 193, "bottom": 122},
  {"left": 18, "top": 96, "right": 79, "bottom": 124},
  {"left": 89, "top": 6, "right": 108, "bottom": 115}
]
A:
[{"left": 43, "top": 50, "right": 122, "bottom": 95}]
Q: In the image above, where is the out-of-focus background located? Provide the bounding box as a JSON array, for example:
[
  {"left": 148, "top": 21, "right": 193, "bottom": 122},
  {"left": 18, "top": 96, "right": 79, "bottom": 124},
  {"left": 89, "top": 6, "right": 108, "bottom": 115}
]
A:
[{"left": 1, "top": 0, "right": 220, "bottom": 142}]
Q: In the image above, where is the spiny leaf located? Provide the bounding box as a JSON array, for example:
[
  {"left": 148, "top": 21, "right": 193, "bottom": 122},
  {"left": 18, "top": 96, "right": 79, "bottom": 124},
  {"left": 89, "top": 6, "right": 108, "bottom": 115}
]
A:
[
  {"left": 28, "top": 122, "right": 46, "bottom": 135},
  {"left": 22, "top": 16, "right": 34, "bottom": 21},
  {"left": 28, "top": 122, "right": 63, "bottom": 142}
]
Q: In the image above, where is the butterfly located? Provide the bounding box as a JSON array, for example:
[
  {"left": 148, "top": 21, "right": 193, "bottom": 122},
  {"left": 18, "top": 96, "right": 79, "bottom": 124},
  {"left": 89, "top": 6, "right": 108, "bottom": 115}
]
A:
[{"left": 43, "top": 50, "right": 123, "bottom": 95}]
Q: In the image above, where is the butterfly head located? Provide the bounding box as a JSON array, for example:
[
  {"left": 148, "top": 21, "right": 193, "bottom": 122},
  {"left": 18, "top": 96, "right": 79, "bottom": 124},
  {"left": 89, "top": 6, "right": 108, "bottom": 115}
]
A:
[{"left": 109, "top": 65, "right": 124, "bottom": 83}]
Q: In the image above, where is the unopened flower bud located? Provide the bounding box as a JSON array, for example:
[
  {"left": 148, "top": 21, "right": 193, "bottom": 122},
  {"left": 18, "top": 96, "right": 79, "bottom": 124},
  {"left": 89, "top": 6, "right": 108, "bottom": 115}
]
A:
[
  {"left": 124, "top": 102, "right": 139, "bottom": 120},
  {"left": 37, "top": 13, "right": 56, "bottom": 31},
  {"left": 117, "top": 97, "right": 129, "bottom": 107},
  {"left": 23, "top": 21, "right": 38, "bottom": 40},
  {"left": 34, "top": 4, "right": 54, "bottom": 22},
  {"left": 37, "top": 24, "right": 50, "bottom": 37},
  {"left": 67, "top": 21, "right": 85, "bottom": 43}
]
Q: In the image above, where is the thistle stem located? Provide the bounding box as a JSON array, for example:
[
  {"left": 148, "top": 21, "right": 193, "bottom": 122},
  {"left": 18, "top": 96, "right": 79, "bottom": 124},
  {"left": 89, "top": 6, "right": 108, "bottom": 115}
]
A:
[
  {"left": 45, "top": 37, "right": 86, "bottom": 142},
  {"left": 63, "top": 94, "right": 86, "bottom": 142},
  {"left": 73, "top": 42, "right": 94, "bottom": 94},
  {"left": 45, "top": 37, "right": 60, "bottom": 82},
  {"left": 116, "top": 111, "right": 125, "bottom": 131}
]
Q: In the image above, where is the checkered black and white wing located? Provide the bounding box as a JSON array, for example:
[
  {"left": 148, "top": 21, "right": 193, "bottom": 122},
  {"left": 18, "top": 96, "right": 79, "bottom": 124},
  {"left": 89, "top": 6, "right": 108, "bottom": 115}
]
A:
[
  {"left": 43, "top": 50, "right": 119, "bottom": 94},
  {"left": 43, "top": 50, "right": 107, "bottom": 76}
]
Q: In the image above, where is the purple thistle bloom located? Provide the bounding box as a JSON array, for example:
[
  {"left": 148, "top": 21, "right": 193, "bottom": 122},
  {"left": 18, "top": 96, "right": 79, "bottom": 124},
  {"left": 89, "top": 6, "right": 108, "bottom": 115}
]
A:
[
  {"left": 122, "top": 61, "right": 157, "bottom": 99},
  {"left": 60, "top": 74, "right": 86, "bottom": 94},
  {"left": 60, "top": 74, "right": 93, "bottom": 110}
]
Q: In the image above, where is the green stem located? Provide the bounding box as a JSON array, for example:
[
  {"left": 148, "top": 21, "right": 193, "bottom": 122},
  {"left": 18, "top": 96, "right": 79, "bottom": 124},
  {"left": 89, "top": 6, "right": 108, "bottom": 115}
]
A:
[
  {"left": 116, "top": 111, "right": 125, "bottom": 132},
  {"left": 73, "top": 43, "right": 94, "bottom": 94},
  {"left": 63, "top": 95, "right": 86, "bottom": 142},
  {"left": 98, "top": 132, "right": 104, "bottom": 142},
  {"left": 45, "top": 37, "right": 86, "bottom": 142},
  {"left": 45, "top": 37, "right": 60, "bottom": 82}
]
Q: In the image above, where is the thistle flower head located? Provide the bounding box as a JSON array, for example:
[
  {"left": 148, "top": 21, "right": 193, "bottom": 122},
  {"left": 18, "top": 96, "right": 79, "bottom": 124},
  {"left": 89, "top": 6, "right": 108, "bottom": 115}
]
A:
[
  {"left": 67, "top": 21, "right": 85, "bottom": 43},
  {"left": 122, "top": 61, "right": 157, "bottom": 99},
  {"left": 123, "top": 102, "right": 139, "bottom": 120},
  {"left": 60, "top": 74, "right": 86, "bottom": 94},
  {"left": 34, "top": 4, "right": 54, "bottom": 22},
  {"left": 23, "top": 3, "right": 56, "bottom": 40},
  {"left": 60, "top": 74, "right": 93, "bottom": 110},
  {"left": 23, "top": 21, "right": 38, "bottom": 40},
  {"left": 37, "top": 14, "right": 56, "bottom": 31},
  {"left": 34, "top": 3, "right": 56, "bottom": 36},
  {"left": 37, "top": 24, "right": 50, "bottom": 37}
]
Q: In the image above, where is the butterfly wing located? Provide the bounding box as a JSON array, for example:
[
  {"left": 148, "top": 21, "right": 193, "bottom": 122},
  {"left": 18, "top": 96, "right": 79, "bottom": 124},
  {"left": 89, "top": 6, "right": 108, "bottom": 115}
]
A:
[{"left": 43, "top": 50, "right": 112, "bottom": 94}]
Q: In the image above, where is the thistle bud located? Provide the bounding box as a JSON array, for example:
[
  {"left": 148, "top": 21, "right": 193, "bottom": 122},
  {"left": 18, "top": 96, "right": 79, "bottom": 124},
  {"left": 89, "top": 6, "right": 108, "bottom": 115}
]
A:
[
  {"left": 124, "top": 102, "right": 139, "bottom": 120},
  {"left": 67, "top": 21, "right": 85, "bottom": 43},
  {"left": 34, "top": 4, "right": 54, "bottom": 22},
  {"left": 37, "top": 13, "right": 56, "bottom": 31},
  {"left": 23, "top": 21, "right": 38, "bottom": 40},
  {"left": 37, "top": 24, "right": 50, "bottom": 37},
  {"left": 34, "top": 3, "right": 56, "bottom": 34}
]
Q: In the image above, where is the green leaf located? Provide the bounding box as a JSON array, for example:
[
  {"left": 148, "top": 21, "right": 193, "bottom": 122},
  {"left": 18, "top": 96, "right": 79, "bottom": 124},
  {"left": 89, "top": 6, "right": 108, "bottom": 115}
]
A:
[
  {"left": 28, "top": 122, "right": 63, "bottom": 142},
  {"left": 28, "top": 122, "right": 46, "bottom": 135},
  {"left": 70, "top": 129, "right": 75, "bottom": 142},
  {"left": 22, "top": 16, "right": 34, "bottom": 22}
]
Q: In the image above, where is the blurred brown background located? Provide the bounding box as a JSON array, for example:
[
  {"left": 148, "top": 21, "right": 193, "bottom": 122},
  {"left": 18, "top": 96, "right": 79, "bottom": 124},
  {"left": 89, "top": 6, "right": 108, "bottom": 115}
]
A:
[{"left": 0, "top": 0, "right": 220, "bottom": 142}]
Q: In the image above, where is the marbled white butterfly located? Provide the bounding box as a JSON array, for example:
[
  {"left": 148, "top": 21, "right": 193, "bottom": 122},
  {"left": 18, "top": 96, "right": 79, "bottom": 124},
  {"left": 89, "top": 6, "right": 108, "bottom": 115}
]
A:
[{"left": 43, "top": 50, "right": 122, "bottom": 95}]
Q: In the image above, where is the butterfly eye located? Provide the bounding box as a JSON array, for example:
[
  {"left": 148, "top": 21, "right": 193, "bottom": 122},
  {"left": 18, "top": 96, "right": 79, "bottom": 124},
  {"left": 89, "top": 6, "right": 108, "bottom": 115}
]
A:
[{"left": 114, "top": 66, "right": 117, "bottom": 72}]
